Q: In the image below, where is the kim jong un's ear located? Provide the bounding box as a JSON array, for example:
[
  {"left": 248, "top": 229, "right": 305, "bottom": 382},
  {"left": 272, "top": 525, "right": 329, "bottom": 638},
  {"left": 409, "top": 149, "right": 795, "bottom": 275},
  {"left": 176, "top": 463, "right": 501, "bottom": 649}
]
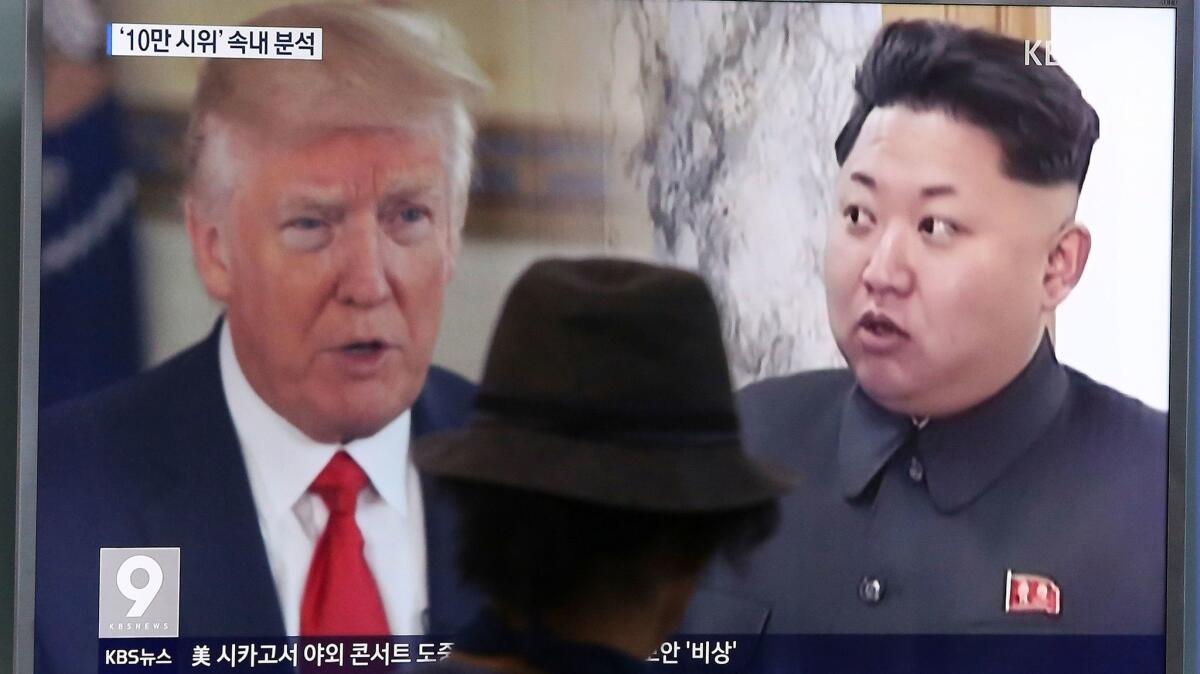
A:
[
  {"left": 1042, "top": 221, "right": 1092, "bottom": 310},
  {"left": 185, "top": 195, "right": 234, "bottom": 304}
]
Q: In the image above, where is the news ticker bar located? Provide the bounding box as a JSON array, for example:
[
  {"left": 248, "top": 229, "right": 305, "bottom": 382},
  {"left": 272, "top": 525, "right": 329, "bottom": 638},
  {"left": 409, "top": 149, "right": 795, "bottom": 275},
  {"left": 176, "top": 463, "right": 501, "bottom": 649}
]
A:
[
  {"left": 104, "top": 640, "right": 451, "bottom": 670},
  {"left": 97, "top": 635, "right": 1162, "bottom": 673},
  {"left": 107, "top": 23, "right": 323, "bottom": 60},
  {"left": 99, "top": 637, "right": 741, "bottom": 671}
]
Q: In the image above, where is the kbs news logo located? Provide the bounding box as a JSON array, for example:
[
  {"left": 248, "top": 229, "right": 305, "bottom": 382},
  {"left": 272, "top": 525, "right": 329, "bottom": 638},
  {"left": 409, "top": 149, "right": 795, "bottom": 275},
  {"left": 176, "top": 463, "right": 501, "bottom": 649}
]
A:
[
  {"left": 1024, "top": 40, "right": 1061, "bottom": 67},
  {"left": 98, "top": 548, "right": 181, "bottom": 638}
]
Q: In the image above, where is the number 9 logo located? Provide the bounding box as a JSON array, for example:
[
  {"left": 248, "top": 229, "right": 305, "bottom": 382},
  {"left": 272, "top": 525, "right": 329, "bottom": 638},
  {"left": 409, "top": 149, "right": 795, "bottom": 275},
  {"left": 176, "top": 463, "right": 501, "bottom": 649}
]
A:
[{"left": 116, "top": 555, "right": 163, "bottom": 618}]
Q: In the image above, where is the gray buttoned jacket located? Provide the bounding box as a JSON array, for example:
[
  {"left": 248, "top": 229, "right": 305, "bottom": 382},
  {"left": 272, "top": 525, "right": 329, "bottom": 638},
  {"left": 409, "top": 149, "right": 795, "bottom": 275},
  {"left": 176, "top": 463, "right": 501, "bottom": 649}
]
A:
[{"left": 684, "top": 337, "right": 1166, "bottom": 635}]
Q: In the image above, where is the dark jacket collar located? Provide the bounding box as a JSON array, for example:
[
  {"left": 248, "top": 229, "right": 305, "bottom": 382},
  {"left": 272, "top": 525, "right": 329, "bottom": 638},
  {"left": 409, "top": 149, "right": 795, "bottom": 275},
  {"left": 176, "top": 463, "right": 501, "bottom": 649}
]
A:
[{"left": 838, "top": 334, "right": 1069, "bottom": 513}]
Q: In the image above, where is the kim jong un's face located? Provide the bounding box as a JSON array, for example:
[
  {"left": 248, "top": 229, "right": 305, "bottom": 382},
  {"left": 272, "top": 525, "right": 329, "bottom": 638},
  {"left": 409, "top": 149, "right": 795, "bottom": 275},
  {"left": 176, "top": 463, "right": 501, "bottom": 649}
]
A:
[
  {"left": 824, "top": 106, "right": 1089, "bottom": 418},
  {"left": 191, "top": 126, "right": 455, "bottom": 443}
]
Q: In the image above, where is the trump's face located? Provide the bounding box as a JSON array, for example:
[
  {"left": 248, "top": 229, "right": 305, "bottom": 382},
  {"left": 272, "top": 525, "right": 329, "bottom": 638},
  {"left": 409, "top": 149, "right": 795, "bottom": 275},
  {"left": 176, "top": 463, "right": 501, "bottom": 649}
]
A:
[
  {"left": 824, "top": 106, "right": 1088, "bottom": 417},
  {"left": 190, "top": 127, "right": 454, "bottom": 443}
]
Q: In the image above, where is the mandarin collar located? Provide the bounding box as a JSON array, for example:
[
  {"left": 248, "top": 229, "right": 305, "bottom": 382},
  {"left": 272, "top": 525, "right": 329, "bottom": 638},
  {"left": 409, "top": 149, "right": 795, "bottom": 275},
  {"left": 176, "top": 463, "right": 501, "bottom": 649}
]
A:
[{"left": 838, "top": 333, "right": 1069, "bottom": 513}]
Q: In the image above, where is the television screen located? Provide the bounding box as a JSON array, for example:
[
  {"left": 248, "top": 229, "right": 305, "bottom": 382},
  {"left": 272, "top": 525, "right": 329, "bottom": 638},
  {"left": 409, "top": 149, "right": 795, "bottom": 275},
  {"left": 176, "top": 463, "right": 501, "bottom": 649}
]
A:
[{"left": 24, "top": 1, "right": 1194, "bottom": 672}]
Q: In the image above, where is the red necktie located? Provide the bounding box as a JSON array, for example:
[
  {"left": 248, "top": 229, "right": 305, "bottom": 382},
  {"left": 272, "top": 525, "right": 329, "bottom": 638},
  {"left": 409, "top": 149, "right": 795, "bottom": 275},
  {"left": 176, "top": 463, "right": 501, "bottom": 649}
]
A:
[{"left": 300, "top": 451, "right": 391, "bottom": 636}]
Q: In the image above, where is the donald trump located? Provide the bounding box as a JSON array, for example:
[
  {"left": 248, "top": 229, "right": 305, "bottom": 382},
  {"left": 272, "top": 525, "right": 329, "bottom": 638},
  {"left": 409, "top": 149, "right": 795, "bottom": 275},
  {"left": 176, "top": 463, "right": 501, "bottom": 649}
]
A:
[{"left": 36, "top": 4, "right": 489, "bottom": 672}]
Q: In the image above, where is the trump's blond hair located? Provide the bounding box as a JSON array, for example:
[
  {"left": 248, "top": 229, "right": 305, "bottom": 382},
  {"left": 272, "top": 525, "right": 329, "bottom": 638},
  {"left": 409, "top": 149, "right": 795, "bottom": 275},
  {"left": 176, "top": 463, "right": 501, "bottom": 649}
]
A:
[{"left": 184, "top": 2, "right": 489, "bottom": 245}]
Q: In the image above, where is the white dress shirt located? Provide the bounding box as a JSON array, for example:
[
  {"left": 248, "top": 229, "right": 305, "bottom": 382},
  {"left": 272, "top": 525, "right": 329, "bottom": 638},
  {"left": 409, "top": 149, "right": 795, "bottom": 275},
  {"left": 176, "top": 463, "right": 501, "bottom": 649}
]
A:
[{"left": 218, "top": 324, "right": 429, "bottom": 636}]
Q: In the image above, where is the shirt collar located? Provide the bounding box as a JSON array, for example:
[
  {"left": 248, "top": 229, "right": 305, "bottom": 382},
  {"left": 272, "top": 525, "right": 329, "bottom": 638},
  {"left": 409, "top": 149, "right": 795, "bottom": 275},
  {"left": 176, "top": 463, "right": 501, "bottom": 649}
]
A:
[
  {"left": 219, "top": 322, "right": 413, "bottom": 522},
  {"left": 838, "top": 333, "right": 1069, "bottom": 513}
]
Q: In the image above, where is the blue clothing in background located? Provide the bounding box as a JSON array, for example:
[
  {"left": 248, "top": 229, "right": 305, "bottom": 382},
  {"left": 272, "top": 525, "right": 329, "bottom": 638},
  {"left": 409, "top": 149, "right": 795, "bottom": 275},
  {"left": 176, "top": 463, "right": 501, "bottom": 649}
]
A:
[{"left": 40, "top": 94, "right": 142, "bottom": 407}]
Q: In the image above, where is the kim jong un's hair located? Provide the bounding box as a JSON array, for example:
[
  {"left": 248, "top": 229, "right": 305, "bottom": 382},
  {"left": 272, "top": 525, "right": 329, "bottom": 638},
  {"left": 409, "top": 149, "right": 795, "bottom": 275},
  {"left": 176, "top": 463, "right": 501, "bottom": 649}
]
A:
[
  {"left": 184, "top": 2, "right": 489, "bottom": 243},
  {"left": 835, "top": 20, "right": 1100, "bottom": 190}
]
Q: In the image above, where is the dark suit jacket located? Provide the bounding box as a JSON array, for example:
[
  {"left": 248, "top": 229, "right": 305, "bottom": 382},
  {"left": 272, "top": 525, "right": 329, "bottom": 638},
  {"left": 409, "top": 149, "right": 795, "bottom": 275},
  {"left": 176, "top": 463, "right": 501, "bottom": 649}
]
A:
[
  {"left": 34, "top": 327, "right": 483, "bottom": 674},
  {"left": 684, "top": 338, "right": 1166, "bottom": 637}
]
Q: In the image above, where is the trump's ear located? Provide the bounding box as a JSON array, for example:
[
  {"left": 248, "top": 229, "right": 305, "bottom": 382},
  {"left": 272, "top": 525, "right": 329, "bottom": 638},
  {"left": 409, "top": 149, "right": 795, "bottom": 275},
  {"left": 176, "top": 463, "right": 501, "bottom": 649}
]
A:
[
  {"left": 1042, "top": 222, "right": 1091, "bottom": 310},
  {"left": 185, "top": 195, "right": 234, "bottom": 303}
]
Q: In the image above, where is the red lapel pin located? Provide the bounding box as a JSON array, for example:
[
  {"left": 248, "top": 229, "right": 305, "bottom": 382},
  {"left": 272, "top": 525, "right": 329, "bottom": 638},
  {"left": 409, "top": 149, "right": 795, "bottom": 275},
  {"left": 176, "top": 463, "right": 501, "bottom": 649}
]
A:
[{"left": 1005, "top": 570, "right": 1061, "bottom": 617}]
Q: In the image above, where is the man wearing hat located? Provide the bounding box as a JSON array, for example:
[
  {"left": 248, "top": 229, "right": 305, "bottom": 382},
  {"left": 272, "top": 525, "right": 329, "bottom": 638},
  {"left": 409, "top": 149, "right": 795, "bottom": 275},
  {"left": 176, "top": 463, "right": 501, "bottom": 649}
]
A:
[
  {"left": 689, "top": 20, "right": 1166, "bottom": 637},
  {"left": 413, "top": 257, "right": 788, "bottom": 674}
]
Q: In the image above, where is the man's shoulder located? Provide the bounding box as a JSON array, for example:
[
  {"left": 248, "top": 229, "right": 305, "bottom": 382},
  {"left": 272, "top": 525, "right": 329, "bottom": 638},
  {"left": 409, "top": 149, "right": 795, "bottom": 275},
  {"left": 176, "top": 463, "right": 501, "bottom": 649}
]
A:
[
  {"left": 413, "top": 364, "right": 477, "bottom": 436},
  {"left": 422, "top": 364, "right": 475, "bottom": 402},
  {"left": 50, "top": 338, "right": 212, "bottom": 411},
  {"left": 40, "top": 337, "right": 221, "bottom": 464},
  {"left": 734, "top": 368, "right": 852, "bottom": 463},
  {"left": 35, "top": 337, "right": 220, "bottom": 544},
  {"left": 1050, "top": 365, "right": 1167, "bottom": 498},
  {"left": 737, "top": 367, "right": 854, "bottom": 417},
  {"left": 1061, "top": 366, "right": 1166, "bottom": 440}
]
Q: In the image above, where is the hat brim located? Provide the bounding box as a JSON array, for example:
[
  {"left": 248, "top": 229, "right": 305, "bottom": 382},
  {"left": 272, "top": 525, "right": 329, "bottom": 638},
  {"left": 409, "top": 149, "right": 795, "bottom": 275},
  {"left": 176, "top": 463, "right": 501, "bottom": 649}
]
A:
[{"left": 413, "top": 426, "right": 793, "bottom": 512}]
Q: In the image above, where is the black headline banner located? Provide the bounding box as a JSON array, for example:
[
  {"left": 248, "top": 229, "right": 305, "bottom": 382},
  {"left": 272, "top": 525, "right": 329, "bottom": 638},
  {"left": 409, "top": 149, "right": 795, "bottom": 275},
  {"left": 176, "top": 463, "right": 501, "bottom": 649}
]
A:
[{"left": 96, "top": 635, "right": 1164, "bottom": 673}]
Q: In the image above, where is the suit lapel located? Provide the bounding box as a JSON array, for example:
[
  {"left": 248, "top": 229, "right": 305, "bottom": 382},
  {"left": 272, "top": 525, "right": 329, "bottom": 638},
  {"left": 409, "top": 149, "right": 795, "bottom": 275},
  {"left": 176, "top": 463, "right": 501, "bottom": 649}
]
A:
[
  {"left": 419, "top": 473, "right": 483, "bottom": 635},
  {"left": 411, "top": 370, "right": 484, "bottom": 635},
  {"left": 133, "top": 329, "right": 286, "bottom": 638}
]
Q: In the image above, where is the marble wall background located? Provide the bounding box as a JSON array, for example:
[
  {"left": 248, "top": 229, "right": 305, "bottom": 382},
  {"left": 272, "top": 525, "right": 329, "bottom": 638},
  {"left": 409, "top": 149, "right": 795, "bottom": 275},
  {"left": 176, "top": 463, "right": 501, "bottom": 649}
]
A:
[{"left": 605, "top": 1, "right": 881, "bottom": 387}]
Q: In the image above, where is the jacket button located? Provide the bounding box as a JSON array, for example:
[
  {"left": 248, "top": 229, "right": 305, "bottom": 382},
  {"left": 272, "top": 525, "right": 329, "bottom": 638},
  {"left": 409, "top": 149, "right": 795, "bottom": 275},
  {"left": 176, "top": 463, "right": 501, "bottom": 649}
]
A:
[
  {"left": 908, "top": 456, "right": 925, "bottom": 483},
  {"left": 859, "top": 576, "right": 885, "bottom": 604}
]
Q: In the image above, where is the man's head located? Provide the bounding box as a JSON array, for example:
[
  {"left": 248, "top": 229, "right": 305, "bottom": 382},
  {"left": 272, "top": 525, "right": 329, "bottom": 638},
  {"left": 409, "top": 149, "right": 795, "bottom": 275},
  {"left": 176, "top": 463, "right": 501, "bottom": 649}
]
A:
[
  {"left": 445, "top": 480, "right": 779, "bottom": 649},
  {"left": 825, "top": 21, "right": 1098, "bottom": 417},
  {"left": 183, "top": 3, "right": 487, "bottom": 443},
  {"left": 413, "top": 258, "right": 788, "bottom": 652}
]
